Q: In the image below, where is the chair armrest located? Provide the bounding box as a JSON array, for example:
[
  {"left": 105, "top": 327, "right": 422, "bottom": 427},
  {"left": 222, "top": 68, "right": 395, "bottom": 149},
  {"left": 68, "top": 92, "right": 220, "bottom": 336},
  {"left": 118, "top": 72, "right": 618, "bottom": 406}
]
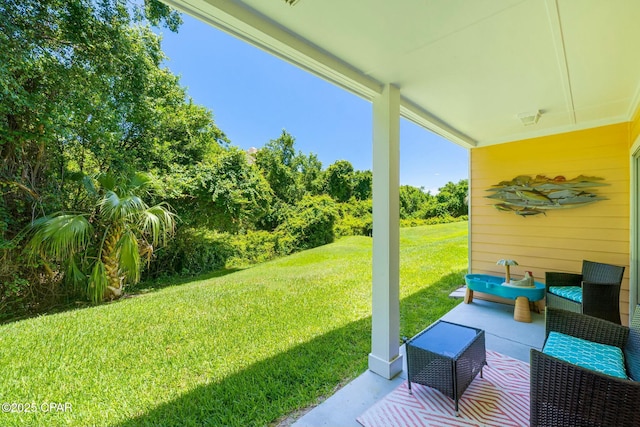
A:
[
  {"left": 546, "top": 307, "right": 628, "bottom": 347},
  {"left": 582, "top": 281, "right": 622, "bottom": 324},
  {"left": 530, "top": 349, "right": 640, "bottom": 427},
  {"left": 545, "top": 272, "right": 582, "bottom": 291}
]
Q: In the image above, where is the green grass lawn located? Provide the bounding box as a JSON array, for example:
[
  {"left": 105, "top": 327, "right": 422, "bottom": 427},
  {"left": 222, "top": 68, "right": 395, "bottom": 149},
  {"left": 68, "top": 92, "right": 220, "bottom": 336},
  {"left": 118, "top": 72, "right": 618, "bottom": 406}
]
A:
[{"left": 0, "top": 222, "right": 468, "bottom": 427}]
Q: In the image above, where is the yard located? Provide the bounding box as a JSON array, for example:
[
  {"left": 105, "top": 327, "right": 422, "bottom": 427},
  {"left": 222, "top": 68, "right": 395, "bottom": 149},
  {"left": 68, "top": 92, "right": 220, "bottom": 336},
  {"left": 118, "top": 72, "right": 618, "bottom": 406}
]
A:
[{"left": 0, "top": 222, "right": 467, "bottom": 427}]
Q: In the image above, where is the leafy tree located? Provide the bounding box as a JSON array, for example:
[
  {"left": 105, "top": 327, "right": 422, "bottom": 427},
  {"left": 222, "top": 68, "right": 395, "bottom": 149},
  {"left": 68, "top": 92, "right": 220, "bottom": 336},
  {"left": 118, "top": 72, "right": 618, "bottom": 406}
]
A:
[
  {"left": 254, "top": 130, "right": 303, "bottom": 205},
  {"left": 25, "top": 173, "right": 175, "bottom": 303},
  {"left": 298, "top": 152, "right": 324, "bottom": 195},
  {"left": 0, "top": 0, "right": 182, "bottom": 242},
  {"left": 164, "top": 147, "right": 272, "bottom": 232},
  {"left": 142, "top": 91, "right": 229, "bottom": 172},
  {"left": 352, "top": 170, "right": 372, "bottom": 201},
  {"left": 436, "top": 179, "right": 468, "bottom": 217},
  {"left": 324, "top": 160, "right": 354, "bottom": 202},
  {"left": 399, "top": 185, "right": 432, "bottom": 219}
]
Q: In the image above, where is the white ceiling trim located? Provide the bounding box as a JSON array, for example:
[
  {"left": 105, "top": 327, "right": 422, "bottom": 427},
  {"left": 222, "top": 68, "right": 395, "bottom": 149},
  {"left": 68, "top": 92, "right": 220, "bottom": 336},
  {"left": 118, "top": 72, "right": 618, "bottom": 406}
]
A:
[
  {"left": 626, "top": 80, "right": 640, "bottom": 122},
  {"left": 544, "top": 0, "right": 576, "bottom": 125},
  {"left": 400, "top": 100, "right": 476, "bottom": 149},
  {"left": 160, "top": 0, "right": 478, "bottom": 149},
  {"left": 479, "top": 114, "right": 629, "bottom": 147}
]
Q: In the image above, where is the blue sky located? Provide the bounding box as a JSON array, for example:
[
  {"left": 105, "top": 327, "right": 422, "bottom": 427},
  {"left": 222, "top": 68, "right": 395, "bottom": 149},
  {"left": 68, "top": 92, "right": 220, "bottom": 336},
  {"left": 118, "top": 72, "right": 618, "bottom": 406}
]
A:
[{"left": 156, "top": 13, "right": 468, "bottom": 193}]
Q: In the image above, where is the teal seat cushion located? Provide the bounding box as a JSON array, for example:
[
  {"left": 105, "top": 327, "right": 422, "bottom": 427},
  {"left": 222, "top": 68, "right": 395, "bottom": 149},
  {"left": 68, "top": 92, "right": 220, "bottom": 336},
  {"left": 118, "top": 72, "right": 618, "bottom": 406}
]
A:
[
  {"left": 543, "top": 331, "right": 627, "bottom": 379},
  {"left": 548, "top": 286, "right": 582, "bottom": 303}
]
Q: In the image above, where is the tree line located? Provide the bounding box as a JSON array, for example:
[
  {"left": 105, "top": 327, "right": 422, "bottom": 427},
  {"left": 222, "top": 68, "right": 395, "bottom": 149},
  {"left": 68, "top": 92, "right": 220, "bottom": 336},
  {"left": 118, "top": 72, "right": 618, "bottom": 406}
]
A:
[{"left": 0, "top": 0, "right": 467, "bottom": 320}]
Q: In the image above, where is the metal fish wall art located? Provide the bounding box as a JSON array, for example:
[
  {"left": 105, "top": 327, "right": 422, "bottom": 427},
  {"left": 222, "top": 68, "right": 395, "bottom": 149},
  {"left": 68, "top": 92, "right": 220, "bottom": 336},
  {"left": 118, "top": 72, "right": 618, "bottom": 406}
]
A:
[{"left": 486, "top": 174, "right": 608, "bottom": 217}]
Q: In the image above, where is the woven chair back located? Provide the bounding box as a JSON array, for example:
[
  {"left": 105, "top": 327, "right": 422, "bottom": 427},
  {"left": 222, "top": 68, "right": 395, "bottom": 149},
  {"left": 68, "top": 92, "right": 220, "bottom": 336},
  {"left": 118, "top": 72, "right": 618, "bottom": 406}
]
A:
[{"left": 582, "top": 260, "right": 625, "bottom": 285}]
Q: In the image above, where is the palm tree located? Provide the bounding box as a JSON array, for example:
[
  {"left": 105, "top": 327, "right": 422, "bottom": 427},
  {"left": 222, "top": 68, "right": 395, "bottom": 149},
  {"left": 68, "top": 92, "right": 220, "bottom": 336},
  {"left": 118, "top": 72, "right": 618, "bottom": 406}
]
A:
[
  {"left": 26, "top": 173, "right": 175, "bottom": 303},
  {"left": 496, "top": 259, "right": 518, "bottom": 283}
]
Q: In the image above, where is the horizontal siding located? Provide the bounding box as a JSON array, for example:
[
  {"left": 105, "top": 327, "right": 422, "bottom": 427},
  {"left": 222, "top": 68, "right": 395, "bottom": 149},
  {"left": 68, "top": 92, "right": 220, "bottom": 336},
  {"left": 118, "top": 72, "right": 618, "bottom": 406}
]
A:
[
  {"left": 470, "top": 123, "right": 631, "bottom": 323},
  {"left": 473, "top": 227, "right": 629, "bottom": 243}
]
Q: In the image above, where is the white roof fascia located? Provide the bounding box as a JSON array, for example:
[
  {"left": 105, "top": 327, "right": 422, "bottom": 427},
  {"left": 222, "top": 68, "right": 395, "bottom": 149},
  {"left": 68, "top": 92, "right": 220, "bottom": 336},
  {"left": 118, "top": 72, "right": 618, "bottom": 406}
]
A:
[{"left": 161, "top": 0, "right": 382, "bottom": 100}]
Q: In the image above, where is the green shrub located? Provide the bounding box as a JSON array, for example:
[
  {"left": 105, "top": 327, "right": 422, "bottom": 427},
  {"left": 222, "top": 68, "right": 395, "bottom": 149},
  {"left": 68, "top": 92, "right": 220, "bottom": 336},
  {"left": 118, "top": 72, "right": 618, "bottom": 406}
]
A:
[
  {"left": 0, "top": 246, "right": 82, "bottom": 323},
  {"left": 425, "top": 215, "right": 468, "bottom": 225},
  {"left": 335, "top": 214, "right": 372, "bottom": 237},
  {"left": 146, "top": 227, "right": 234, "bottom": 278},
  {"left": 400, "top": 215, "right": 468, "bottom": 228},
  {"left": 228, "top": 230, "right": 281, "bottom": 267},
  {"left": 399, "top": 218, "right": 429, "bottom": 228},
  {"left": 0, "top": 273, "right": 31, "bottom": 322},
  {"left": 334, "top": 199, "right": 372, "bottom": 237},
  {"left": 417, "top": 201, "right": 449, "bottom": 219},
  {"left": 276, "top": 195, "right": 337, "bottom": 253}
]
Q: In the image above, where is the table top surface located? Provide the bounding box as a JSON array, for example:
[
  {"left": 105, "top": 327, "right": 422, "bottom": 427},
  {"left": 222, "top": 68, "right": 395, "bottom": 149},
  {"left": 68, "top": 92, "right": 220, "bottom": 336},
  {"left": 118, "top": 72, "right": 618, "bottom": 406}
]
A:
[
  {"left": 465, "top": 273, "right": 546, "bottom": 301},
  {"left": 409, "top": 320, "right": 482, "bottom": 358}
]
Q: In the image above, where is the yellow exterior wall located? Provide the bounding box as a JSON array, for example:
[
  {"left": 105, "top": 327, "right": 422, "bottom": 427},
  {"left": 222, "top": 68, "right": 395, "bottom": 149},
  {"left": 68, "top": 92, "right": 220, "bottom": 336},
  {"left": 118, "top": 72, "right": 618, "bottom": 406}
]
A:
[{"left": 470, "top": 123, "right": 631, "bottom": 322}]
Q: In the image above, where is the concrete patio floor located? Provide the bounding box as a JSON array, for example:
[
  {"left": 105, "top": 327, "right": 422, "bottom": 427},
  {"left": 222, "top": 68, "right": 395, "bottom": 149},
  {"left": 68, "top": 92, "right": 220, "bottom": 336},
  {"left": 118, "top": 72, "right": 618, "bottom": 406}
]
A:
[{"left": 292, "top": 298, "right": 545, "bottom": 427}]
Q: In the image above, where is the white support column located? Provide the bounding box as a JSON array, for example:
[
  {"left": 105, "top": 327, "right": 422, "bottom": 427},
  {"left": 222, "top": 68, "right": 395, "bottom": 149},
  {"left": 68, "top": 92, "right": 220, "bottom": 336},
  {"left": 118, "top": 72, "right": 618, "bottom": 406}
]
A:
[{"left": 368, "top": 84, "right": 402, "bottom": 379}]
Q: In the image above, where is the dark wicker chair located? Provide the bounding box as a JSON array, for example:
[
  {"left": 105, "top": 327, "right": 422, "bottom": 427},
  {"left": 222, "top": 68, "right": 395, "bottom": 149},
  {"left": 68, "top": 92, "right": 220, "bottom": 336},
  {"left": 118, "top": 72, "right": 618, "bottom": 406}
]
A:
[
  {"left": 545, "top": 260, "right": 625, "bottom": 324},
  {"left": 530, "top": 306, "right": 640, "bottom": 427}
]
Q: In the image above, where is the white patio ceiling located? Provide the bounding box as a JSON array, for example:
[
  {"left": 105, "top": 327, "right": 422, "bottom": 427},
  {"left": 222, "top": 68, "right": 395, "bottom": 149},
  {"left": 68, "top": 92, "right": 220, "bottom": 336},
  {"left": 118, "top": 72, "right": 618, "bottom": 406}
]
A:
[{"left": 162, "top": 0, "right": 640, "bottom": 148}]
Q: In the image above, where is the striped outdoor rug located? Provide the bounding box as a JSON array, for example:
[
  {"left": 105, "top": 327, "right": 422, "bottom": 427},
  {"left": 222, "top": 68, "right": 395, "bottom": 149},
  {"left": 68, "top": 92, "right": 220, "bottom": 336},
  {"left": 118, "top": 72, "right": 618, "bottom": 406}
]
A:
[{"left": 357, "top": 351, "right": 529, "bottom": 427}]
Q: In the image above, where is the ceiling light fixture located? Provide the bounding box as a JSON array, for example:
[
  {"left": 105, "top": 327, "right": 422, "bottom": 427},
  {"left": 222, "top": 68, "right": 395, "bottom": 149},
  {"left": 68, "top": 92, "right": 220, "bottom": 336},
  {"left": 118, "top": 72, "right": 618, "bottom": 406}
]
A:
[{"left": 517, "top": 110, "right": 541, "bottom": 126}]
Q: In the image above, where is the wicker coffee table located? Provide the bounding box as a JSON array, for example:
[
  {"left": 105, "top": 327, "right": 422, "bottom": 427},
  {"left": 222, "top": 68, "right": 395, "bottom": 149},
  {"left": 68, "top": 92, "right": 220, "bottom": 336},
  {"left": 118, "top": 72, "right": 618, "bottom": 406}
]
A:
[{"left": 404, "top": 321, "right": 486, "bottom": 415}]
